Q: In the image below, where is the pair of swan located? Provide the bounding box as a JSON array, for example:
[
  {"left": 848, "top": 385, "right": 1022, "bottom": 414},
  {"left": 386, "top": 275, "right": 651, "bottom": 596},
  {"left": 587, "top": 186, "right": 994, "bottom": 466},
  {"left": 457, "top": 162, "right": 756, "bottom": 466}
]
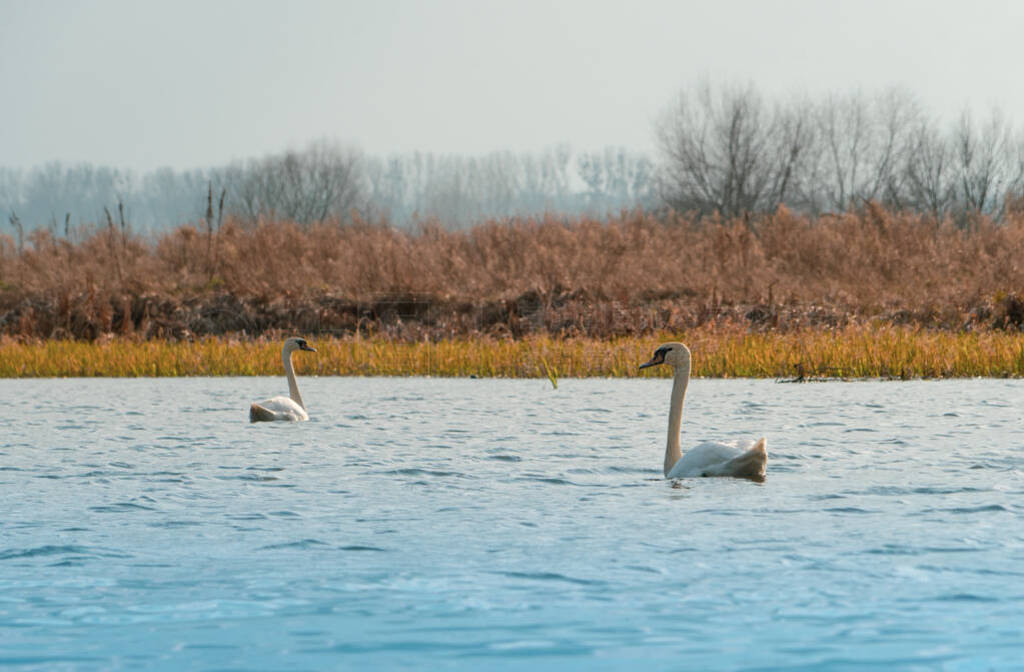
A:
[{"left": 251, "top": 337, "right": 767, "bottom": 481}]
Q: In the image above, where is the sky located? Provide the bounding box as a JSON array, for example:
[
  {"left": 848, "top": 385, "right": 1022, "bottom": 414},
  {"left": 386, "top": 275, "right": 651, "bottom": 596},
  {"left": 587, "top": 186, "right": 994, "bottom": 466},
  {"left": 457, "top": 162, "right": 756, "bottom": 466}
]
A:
[{"left": 2, "top": 0, "right": 1023, "bottom": 172}]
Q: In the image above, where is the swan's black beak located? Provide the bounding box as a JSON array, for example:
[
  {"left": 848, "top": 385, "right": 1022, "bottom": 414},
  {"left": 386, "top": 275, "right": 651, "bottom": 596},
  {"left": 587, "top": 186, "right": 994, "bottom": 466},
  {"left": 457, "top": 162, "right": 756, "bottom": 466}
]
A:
[
  {"left": 639, "top": 348, "right": 666, "bottom": 370},
  {"left": 300, "top": 343, "right": 316, "bottom": 353}
]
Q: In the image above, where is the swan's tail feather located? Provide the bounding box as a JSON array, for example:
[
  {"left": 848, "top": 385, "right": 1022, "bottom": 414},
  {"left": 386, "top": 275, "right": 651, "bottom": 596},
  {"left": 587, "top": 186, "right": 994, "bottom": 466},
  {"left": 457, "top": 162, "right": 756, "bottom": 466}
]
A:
[
  {"left": 723, "top": 437, "right": 767, "bottom": 482},
  {"left": 250, "top": 403, "right": 276, "bottom": 423}
]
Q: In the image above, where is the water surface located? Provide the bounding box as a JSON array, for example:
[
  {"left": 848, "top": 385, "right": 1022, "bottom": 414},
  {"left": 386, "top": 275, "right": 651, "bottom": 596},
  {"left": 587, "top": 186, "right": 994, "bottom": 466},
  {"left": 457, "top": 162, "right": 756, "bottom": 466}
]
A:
[{"left": 1, "top": 377, "right": 1023, "bottom": 670}]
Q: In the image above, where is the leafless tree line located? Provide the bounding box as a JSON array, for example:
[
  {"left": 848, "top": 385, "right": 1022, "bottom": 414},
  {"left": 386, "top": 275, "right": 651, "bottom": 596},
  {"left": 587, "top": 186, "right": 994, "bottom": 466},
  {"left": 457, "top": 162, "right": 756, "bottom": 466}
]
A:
[
  {"left": 1, "top": 142, "right": 655, "bottom": 234},
  {"left": 362, "top": 146, "right": 655, "bottom": 229},
  {"left": 5, "top": 84, "right": 1024, "bottom": 234},
  {"left": 656, "top": 81, "right": 1024, "bottom": 222}
]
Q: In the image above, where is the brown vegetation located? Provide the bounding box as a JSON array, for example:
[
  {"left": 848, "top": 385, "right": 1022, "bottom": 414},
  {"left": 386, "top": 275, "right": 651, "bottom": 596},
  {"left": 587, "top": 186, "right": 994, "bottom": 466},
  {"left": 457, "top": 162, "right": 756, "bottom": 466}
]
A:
[{"left": 2, "top": 205, "right": 1023, "bottom": 341}]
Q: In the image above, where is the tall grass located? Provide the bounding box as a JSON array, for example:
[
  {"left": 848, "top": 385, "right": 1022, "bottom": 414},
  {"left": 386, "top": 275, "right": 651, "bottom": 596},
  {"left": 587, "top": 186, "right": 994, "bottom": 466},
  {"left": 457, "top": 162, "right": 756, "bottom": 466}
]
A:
[
  {"left": 2, "top": 327, "right": 1022, "bottom": 378},
  {"left": 2, "top": 206, "right": 1024, "bottom": 339}
]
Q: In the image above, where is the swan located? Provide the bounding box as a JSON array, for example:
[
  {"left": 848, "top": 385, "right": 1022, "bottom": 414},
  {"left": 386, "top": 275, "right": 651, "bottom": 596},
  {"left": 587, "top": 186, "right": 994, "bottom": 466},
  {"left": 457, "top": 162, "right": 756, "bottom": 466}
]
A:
[
  {"left": 249, "top": 337, "right": 317, "bottom": 422},
  {"left": 640, "top": 342, "right": 767, "bottom": 481}
]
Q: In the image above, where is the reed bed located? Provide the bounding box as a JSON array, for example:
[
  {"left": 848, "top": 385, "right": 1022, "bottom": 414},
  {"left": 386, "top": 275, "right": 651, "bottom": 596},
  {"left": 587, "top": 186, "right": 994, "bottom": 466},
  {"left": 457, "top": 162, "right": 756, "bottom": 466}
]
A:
[
  {"left": 2, "top": 327, "right": 1022, "bottom": 378},
  {"left": 2, "top": 206, "right": 1024, "bottom": 340}
]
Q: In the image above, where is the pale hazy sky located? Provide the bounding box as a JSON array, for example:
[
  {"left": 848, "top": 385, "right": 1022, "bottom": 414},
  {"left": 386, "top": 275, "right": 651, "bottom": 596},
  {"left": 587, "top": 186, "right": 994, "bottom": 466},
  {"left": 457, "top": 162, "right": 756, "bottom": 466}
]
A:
[{"left": 2, "top": 0, "right": 1023, "bottom": 171}]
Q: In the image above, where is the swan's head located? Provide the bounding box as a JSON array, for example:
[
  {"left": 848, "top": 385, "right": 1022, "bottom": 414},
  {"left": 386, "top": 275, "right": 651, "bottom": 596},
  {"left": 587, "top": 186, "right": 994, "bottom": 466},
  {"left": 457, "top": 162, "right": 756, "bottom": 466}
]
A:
[
  {"left": 639, "top": 342, "right": 690, "bottom": 371},
  {"left": 284, "top": 337, "right": 316, "bottom": 353}
]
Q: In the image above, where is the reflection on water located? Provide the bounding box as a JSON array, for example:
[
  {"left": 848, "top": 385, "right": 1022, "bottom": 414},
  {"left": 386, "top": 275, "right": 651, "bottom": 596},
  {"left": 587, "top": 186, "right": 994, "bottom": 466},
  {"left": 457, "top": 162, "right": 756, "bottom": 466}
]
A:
[{"left": 1, "top": 376, "right": 1022, "bottom": 670}]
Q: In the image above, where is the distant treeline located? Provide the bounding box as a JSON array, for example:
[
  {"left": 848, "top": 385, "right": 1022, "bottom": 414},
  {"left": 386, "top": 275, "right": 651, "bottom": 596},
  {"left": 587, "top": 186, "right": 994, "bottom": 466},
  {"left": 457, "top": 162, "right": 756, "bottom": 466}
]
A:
[
  {"left": 1, "top": 145, "right": 656, "bottom": 233},
  {"left": 3, "top": 82, "right": 1024, "bottom": 233}
]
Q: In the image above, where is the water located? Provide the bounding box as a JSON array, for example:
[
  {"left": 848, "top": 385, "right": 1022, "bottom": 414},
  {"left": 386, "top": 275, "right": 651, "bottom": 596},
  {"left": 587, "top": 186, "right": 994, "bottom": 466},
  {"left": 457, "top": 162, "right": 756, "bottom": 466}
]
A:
[{"left": 1, "top": 376, "right": 1023, "bottom": 671}]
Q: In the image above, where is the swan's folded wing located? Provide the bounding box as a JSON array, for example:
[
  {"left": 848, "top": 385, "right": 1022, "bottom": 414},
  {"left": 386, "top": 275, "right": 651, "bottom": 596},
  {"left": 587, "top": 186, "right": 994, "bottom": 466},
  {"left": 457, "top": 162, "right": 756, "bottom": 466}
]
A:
[
  {"left": 707, "top": 437, "right": 766, "bottom": 481},
  {"left": 250, "top": 403, "right": 277, "bottom": 422},
  {"left": 667, "top": 438, "right": 766, "bottom": 479},
  {"left": 249, "top": 396, "right": 308, "bottom": 422}
]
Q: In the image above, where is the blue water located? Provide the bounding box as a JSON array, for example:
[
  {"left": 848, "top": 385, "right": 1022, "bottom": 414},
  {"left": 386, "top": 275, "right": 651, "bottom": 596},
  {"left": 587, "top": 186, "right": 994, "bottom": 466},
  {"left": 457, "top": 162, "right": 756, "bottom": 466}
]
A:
[{"left": 1, "top": 376, "right": 1023, "bottom": 671}]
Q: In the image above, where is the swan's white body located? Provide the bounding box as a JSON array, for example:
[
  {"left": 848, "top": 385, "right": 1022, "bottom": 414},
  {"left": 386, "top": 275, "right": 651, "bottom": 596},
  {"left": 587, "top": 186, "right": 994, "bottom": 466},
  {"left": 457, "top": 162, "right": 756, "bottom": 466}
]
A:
[
  {"left": 641, "top": 342, "right": 767, "bottom": 481},
  {"left": 250, "top": 337, "right": 316, "bottom": 422},
  {"left": 251, "top": 395, "right": 308, "bottom": 422},
  {"left": 665, "top": 437, "right": 767, "bottom": 479}
]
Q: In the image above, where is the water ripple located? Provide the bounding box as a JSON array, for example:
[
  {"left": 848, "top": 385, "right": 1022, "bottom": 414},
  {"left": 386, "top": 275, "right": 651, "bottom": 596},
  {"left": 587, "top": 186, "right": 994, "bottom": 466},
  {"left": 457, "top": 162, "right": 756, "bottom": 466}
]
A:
[
  {"left": 88, "top": 502, "right": 157, "bottom": 513},
  {"left": 0, "top": 545, "right": 93, "bottom": 561},
  {"left": 1, "top": 376, "right": 1022, "bottom": 670},
  {"left": 494, "top": 571, "right": 606, "bottom": 586},
  {"left": 258, "top": 539, "right": 329, "bottom": 551}
]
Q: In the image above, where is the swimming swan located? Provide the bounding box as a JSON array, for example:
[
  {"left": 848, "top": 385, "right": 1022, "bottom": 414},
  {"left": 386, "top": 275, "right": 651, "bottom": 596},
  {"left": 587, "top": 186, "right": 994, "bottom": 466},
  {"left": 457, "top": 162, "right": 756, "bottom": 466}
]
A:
[
  {"left": 249, "top": 337, "right": 316, "bottom": 422},
  {"left": 640, "top": 342, "right": 767, "bottom": 481}
]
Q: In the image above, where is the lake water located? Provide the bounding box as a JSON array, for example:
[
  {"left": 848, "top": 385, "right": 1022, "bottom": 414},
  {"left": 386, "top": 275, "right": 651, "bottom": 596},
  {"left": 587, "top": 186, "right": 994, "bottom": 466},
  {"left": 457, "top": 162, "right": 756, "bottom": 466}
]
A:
[{"left": 1, "top": 376, "right": 1022, "bottom": 670}]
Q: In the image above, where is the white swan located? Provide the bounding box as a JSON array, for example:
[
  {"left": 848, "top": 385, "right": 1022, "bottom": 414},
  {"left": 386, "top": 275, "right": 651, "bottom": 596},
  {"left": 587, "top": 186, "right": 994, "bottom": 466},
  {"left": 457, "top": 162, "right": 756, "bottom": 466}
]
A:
[
  {"left": 640, "top": 342, "right": 767, "bottom": 481},
  {"left": 249, "top": 337, "right": 317, "bottom": 422}
]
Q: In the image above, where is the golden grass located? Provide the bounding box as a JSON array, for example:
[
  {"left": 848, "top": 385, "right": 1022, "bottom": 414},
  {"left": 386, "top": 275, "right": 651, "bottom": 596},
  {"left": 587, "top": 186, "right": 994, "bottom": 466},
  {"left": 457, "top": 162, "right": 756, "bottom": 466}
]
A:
[{"left": 2, "top": 327, "right": 1022, "bottom": 378}]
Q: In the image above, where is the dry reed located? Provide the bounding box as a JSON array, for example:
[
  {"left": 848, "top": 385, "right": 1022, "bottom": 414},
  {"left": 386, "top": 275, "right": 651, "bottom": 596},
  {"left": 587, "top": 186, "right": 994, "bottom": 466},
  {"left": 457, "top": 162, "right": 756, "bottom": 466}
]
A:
[{"left": 1, "top": 206, "right": 1023, "bottom": 340}]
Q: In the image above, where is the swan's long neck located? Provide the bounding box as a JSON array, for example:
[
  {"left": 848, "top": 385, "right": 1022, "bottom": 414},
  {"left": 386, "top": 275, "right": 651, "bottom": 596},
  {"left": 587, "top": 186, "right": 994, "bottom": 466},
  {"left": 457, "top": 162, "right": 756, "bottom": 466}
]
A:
[
  {"left": 665, "top": 361, "right": 690, "bottom": 476},
  {"left": 283, "top": 347, "right": 305, "bottom": 410}
]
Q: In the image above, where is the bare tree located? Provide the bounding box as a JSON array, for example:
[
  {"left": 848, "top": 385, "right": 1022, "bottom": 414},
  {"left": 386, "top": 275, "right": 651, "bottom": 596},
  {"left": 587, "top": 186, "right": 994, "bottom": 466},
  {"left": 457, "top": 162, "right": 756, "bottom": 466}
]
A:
[
  {"left": 767, "top": 99, "right": 816, "bottom": 212},
  {"left": 226, "top": 140, "right": 366, "bottom": 226},
  {"left": 656, "top": 81, "right": 812, "bottom": 217},
  {"left": 901, "top": 121, "right": 955, "bottom": 218},
  {"left": 951, "top": 109, "right": 1023, "bottom": 220},
  {"left": 809, "top": 88, "right": 921, "bottom": 212}
]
